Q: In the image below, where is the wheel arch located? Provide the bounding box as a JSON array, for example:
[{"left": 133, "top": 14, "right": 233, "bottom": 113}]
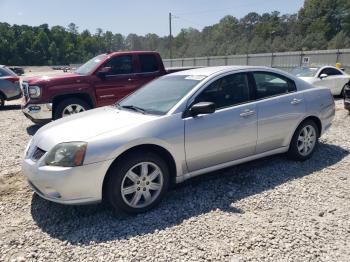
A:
[
  {"left": 289, "top": 115, "right": 322, "bottom": 145},
  {"left": 52, "top": 92, "right": 95, "bottom": 113},
  {"left": 101, "top": 143, "right": 177, "bottom": 201}
]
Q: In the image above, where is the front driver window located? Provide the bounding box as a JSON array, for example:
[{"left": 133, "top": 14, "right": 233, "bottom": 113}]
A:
[
  {"left": 195, "top": 73, "right": 250, "bottom": 109},
  {"left": 320, "top": 68, "right": 342, "bottom": 76},
  {"left": 104, "top": 55, "right": 133, "bottom": 75}
]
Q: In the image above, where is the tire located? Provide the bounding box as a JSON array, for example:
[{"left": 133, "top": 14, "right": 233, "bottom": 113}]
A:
[
  {"left": 0, "top": 94, "right": 4, "bottom": 109},
  {"left": 288, "top": 120, "right": 319, "bottom": 161},
  {"left": 341, "top": 84, "right": 349, "bottom": 98},
  {"left": 53, "top": 97, "right": 91, "bottom": 120},
  {"left": 105, "top": 151, "right": 170, "bottom": 214}
]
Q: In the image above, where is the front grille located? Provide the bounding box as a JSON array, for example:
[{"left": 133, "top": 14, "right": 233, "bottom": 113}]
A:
[
  {"left": 31, "top": 147, "right": 46, "bottom": 161},
  {"left": 22, "top": 82, "right": 29, "bottom": 101}
]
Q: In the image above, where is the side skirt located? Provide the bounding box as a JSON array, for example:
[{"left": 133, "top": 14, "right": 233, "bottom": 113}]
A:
[{"left": 176, "top": 147, "right": 289, "bottom": 183}]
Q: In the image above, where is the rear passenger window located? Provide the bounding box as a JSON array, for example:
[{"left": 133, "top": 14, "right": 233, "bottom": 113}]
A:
[
  {"left": 139, "top": 55, "right": 159, "bottom": 73},
  {"left": 253, "top": 72, "right": 296, "bottom": 99},
  {"left": 195, "top": 73, "right": 250, "bottom": 109},
  {"left": 0, "top": 68, "right": 10, "bottom": 77}
]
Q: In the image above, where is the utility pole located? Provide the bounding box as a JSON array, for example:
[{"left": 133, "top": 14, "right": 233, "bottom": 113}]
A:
[{"left": 169, "top": 12, "right": 173, "bottom": 61}]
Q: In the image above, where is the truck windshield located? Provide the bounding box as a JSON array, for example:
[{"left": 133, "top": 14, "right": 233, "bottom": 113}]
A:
[
  {"left": 118, "top": 75, "right": 206, "bottom": 115},
  {"left": 75, "top": 54, "right": 107, "bottom": 75}
]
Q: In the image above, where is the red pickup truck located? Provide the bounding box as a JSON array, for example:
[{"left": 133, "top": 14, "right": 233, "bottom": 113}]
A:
[{"left": 22, "top": 51, "right": 189, "bottom": 124}]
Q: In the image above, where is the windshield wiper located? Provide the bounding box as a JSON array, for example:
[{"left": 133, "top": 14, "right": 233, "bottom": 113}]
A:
[{"left": 117, "top": 104, "right": 146, "bottom": 114}]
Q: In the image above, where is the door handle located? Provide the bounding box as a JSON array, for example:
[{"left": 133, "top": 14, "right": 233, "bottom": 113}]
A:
[
  {"left": 291, "top": 98, "right": 303, "bottom": 105},
  {"left": 128, "top": 78, "right": 135, "bottom": 81},
  {"left": 240, "top": 109, "right": 255, "bottom": 117}
]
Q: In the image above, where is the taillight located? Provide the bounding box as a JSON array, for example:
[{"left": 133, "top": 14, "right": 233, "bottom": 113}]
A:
[{"left": 3, "top": 76, "right": 20, "bottom": 84}]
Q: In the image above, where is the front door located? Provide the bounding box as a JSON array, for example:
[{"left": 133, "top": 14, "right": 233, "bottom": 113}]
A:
[
  {"left": 185, "top": 72, "right": 257, "bottom": 172},
  {"left": 94, "top": 55, "right": 139, "bottom": 107}
]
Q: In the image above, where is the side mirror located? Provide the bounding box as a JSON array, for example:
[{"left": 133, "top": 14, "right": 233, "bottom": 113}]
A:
[
  {"left": 96, "top": 67, "right": 112, "bottom": 78},
  {"left": 320, "top": 73, "right": 328, "bottom": 79},
  {"left": 190, "top": 102, "right": 216, "bottom": 116}
]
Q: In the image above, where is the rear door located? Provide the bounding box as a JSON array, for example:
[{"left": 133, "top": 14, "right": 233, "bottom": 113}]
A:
[
  {"left": 251, "top": 71, "right": 305, "bottom": 154},
  {"left": 184, "top": 72, "right": 257, "bottom": 172},
  {"left": 94, "top": 55, "right": 138, "bottom": 106},
  {"left": 134, "top": 54, "right": 163, "bottom": 86}
]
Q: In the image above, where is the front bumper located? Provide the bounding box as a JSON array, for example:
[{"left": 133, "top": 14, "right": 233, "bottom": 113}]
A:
[
  {"left": 22, "top": 103, "right": 52, "bottom": 123},
  {"left": 22, "top": 157, "right": 114, "bottom": 205}
]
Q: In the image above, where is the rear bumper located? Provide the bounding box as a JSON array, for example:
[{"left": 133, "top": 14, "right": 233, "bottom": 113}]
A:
[{"left": 22, "top": 103, "right": 52, "bottom": 123}]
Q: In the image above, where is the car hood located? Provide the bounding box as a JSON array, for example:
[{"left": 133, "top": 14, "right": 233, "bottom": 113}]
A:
[
  {"left": 33, "top": 106, "right": 158, "bottom": 151},
  {"left": 24, "top": 73, "right": 84, "bottom": 86}
]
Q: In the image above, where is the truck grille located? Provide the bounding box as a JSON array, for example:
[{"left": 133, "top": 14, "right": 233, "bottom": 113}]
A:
[
  {"left": 22, "top": 82, "right": 29, "bottom": 101},
  {"left": 31, "top": 147, "right": 46, "bottom": 161}
]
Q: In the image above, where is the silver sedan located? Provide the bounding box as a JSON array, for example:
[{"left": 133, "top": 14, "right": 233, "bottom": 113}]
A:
[{"left": 22, "top": 66, "right": 335, "bottom": 214}]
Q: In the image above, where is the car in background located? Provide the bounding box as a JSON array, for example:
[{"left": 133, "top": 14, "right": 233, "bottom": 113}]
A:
[
  {"left": 291, "top": 66, "right": 350, "bottom": 97},
  {"left": 22, "top": 51, "right": 193, "bottom": 124},
  {"left": 22, "top": 66, "right": 335, "bottom": 214},
  {"left": 8, "top": 66, "right": 25, "bottom": 76},
  {"left": 0, "top": 65, "right": 22, "bottom": 108},
  {"left": 344, "top": 80, "right": 350, "bottom": 114}
]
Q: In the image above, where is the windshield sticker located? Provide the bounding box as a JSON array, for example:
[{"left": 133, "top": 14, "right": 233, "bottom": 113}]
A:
[{"left": 185, "top": 75, "right": 206, "bottom": 81}]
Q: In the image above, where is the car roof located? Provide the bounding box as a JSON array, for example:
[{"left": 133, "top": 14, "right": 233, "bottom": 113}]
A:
[{"left": 171, "top": 65, "right": 271, "bottom": 77}]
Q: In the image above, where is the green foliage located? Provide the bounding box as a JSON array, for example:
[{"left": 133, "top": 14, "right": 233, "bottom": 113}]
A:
[{"left": 0, "top": 0, "right": 349, "bottom": 65}]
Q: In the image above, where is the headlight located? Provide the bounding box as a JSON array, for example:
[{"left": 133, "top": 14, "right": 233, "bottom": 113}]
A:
[
  {"left": 28, "top": 86, "right": 41, "bottom": 98},
  {"left": 45, "top": 142, "right": 87, "bottom": 167}
]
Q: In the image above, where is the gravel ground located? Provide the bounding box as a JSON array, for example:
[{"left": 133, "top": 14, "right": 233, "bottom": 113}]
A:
[{"left": 0, "top": 99, "right": 349, "bottom": 262}]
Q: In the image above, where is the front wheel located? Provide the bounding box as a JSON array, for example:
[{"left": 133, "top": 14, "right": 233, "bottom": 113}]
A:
[
  {"left": 53, "top": 98, "right": 91, "bottom": 120},
  {"left": 341, "top": 84, "right": 349, "bottom": 98},
  {"left": 105, "top": 152, "right": 170, "bottom": 214},
  {"left": 288, "top": 120, "right": 319, "bottom": 161}
]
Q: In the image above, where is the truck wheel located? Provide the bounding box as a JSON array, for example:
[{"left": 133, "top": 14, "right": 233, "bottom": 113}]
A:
[
  {"left": 105, "top": 151, "right": 170, "bottom": 214},
  {"left": 53, "top": 98, "right": 91, "bottom": 120},
  {"left": 288, "top": 120, "right": 319, "bottom": 161}
]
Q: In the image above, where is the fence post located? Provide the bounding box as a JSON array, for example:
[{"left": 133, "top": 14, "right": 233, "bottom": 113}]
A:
[
  {"left": 193, "top": 58, "right": 196, "bottom": 67},
  {"left": 246, "top": 54, "right": 249, "bottom": 65},
  {"left": 207, "top": 57, "right": 210, "bottom": 66},
  {"left": 224, "top": 56, "right": 228, "bottom": 66},
  {"left": 299, "top": 51, "right": 303, "bottom": 67},
  {"left": 336, "top": 49, "right": 340, "bottom": 63}
]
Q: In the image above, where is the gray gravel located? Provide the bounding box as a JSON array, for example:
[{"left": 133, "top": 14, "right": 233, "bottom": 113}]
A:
[{"left": 0, "top": 99, "right": 349, "bottom": 262}]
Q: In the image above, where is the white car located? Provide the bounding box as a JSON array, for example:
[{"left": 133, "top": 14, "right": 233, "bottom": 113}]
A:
[{"left": 291, "top": 66, "right": 350, "bottom": 97}]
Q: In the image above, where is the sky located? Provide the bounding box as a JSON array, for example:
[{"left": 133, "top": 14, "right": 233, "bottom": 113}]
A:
[{"left": 0, "top": 0, "right": 305, "bottom": 36}]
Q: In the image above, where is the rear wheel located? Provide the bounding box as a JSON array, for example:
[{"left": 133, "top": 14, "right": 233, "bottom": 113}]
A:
[
  {"left": 288, "top": 120, "right": 319, "bottom": 161},
  {"left": 105, "top": 152, "right": 170, "bottom": 214},
  {"left": 0, "top": 94, "right": 5, "bottom": 108},
  {"left": 53, "top": 98, "right": 90, "bottom": 120}
]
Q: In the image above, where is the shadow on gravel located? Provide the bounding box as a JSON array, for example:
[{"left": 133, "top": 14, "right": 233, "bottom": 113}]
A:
[
  {"left": 26, "top": 125, "right": 41, "bottom": 136},
  {"left": 0, "top": 104, "right": 21, "bottom": 111},
  {"left": 31, "top": 142, "right": 348, "bottom": 245}
]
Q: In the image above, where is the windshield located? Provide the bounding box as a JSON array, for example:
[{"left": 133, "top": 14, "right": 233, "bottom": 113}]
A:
[
  {"left": 291, "top": 67, "right": 319, "bottom": 77},
  {"left": 118, "top": 75, "right": 206, "bottom": 115},
  {"left": 75, "top": 54, "right": 107, "bottom": 75}
]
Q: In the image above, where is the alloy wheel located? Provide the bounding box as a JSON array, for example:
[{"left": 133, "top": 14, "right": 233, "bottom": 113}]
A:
[
  {"left": 62, "top": 104, "right": 85, "bottom": 117},
  {"left": 121, "top": 162, "right": 164, "bottom": 209},
  {"left": 297, "top": 125, "right": 316, "bottom": 156}
]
